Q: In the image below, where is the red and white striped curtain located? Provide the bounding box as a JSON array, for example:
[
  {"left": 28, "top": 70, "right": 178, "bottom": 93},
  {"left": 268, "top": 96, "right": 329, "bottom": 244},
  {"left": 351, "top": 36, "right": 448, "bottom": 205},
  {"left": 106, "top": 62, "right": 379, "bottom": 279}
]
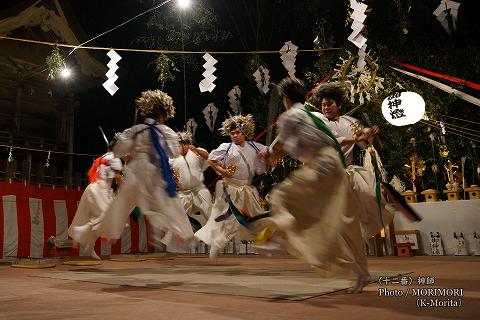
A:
[{"left": 0, "top": 182, "right": 163, "bottom": 258}]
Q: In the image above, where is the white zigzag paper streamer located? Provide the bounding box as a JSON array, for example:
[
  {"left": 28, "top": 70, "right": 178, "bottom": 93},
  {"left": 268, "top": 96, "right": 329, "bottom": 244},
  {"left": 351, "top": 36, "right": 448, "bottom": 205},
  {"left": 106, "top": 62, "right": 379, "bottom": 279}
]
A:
[
  {"left": 253, "top": 66, "right": 270, "bottom": 94},
  {"left": 227, "top": 85, "right": 241, "bottom": 113},
  {"left": 185, "top": 118, "right": 198, "bottom": 137},
  {"left": 279, "top": 41, "right": 298, "bottom": 78},
  {"left": 199, "top": 53, "right": 217, "bottom": 93},
  {"left": 102, "top": 49, "right": 121, "bottom": 96},
  {"left": 348, "top": 0, "right": 368, "bottom": 69},
  {"left": 202, "top": 103, "right": 218, "bottom": 132},
  {"left": 433, "top": 0, "right": 460, "bottom": 34}
]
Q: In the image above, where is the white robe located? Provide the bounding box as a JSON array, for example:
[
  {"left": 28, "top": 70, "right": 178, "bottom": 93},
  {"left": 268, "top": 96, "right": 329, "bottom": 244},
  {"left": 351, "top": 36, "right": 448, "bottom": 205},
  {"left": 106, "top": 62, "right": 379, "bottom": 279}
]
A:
[
  {"left": 195, "top": 141, "right": 267, "bottom": 255},
  {"left": 312, "top": 112, "right": 394, "bottom": 237},
  {"left": 267, "top": 104, "right": 369, "bottom": 278},
  {"left": 168, "top": 149, "right": 212, "bottom": 253},
  {"left": 170, "top": 149, "right": 212, "bottom": 220},
  {"left": 314, "top": 113, "right": 367, "bottom": 166},
  {"left": 94, "top": 118, "right": 194, "bottom": 243},
  {"left": 68, "top": 179, "right": 114, "bottom": 248}
]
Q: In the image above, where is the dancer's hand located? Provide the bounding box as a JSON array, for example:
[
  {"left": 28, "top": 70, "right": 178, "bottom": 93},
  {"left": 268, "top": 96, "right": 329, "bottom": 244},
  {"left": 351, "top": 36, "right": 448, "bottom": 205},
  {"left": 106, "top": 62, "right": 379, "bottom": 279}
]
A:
[
  {"left": 259, "top": 148, "right": 269, "bottom": 160},
  {"left": 218, "top": 167, "right": 233, "bottom": 177},
  {"left": 370, "top": 125, "right": 380, "bottom": 135}
]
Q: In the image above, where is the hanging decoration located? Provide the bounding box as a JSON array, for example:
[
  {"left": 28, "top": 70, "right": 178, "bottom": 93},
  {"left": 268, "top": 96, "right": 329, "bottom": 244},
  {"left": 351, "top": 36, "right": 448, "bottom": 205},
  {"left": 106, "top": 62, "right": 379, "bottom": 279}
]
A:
[
  {"left": 438, "top": 115, "right": 450, "bottom": 158},
  {"left": 253, "top": 66, "right": 270, "bottom": 94},
  {"left": 279, "top": 41, "right": 298, "bottom": 78},
  {"left": 333, "top": 51, "right": 384, "bottom": 104},
  {"left": 199, "top": 53, "right": 217, "bottom": 93},
  {"left": 403, "top": 151, "right": 426, "bottom": 193},
  {"left": 461, "top": 156, "right": 466, "bottom": 190},
  {"left": 154, "top": 53, "right": 178, "bottom": 89},
  {"left": 227, "top": 86, "right": 242, "bottom": 113},
  {"left": 347, "top": 0, "right": 368, "bottom": 69},
  {"left": 433, "top": 0, "right": 461, "bottom": 34},
  {"left": 444, "top": 160, "right": 459, "bottom": 189},
  {"left": 381, "top": 91, "right": 425, "bottom": 126},
  {"left": 45, "top": 151, "right": 51, "bottom": 168},
  {"left": 439, "top": 145, "right": 449, "bottom": 158},
  {"left": 313, "top": 18, "right": 334, "bottom": 54},
  {"left": 394, "top": 62, "right": 480, "bottom": 91},
  {"left": 102, "top": 49, "right": 122, "bottom": 96},
  {"left": 185, "top": 118, "right": 198, "bottom": 137},
  {"left": 7, "top": 146, "right": 13, "bottom": 162},
  {"left": 202, "top": 103, "right": 219, "bottom": 132},
  {"left": 429, "top": 132, "right": 440, "bottom": 190},
  {"left": 389, "top": 175, "right": 406, "bottom": 193},
  {"left": 391, "top": 66, "right": 480, "bottom": 107},
  {"left": 45, "top": 45, "right": 66, "bottom": 80}
]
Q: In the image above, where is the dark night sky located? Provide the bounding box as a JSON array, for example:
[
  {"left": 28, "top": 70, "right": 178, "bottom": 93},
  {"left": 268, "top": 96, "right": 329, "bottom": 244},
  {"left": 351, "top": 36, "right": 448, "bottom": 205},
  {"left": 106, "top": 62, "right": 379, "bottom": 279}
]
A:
[{"left": 66, "top": 0, "right": 347, "bottom": 157}]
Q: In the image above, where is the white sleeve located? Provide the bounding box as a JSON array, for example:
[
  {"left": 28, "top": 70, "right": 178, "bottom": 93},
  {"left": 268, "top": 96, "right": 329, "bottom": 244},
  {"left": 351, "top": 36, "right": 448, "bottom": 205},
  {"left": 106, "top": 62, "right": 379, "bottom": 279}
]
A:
[
  {"left": 196, "top": 148, "right": 210, "bottom": 171},
  {"left": 113, "top": 128, "right": 135, "bottom": 158},
  {"left": 161, "top": 126, "right": 182, "bottom": 158},
  {"left": 208, "top": 143, "right": 230, "bottom": 163},
  {"left": 276, "top": 111, "right": 302, "bottom": 156},
  {"left": 252, "top": 142, "right": 267, "bottom": 174}
]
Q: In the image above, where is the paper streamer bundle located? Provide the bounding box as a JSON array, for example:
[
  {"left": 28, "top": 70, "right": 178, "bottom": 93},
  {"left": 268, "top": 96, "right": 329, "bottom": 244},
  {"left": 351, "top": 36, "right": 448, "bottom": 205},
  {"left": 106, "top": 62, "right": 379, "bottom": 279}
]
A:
[
  {"left": 279, "top": 41, "right": 298, "bottom": 77},
  {"left": 185, "top": 118, "right": 198, "bottom": 137},
  {"left": 202, "top": 103, "right": 218, "bottom": 132},
  {"left": 348, "top": 0, "right": 368, "bottom": 69},
  {"left": 253, "top": 66, "right": 270, "bottom": 94},
  {"left": 227, "top": 85, "right": 241, "bottom": 113},
  {"left": 199, "top": 53, "right": 217, "bottom": 93},
  {"left": 433, "top": 0, "right": 460, "bottom": 34},
  {"left": 102, "top": 49, "right": 121, "bottom": 95}
]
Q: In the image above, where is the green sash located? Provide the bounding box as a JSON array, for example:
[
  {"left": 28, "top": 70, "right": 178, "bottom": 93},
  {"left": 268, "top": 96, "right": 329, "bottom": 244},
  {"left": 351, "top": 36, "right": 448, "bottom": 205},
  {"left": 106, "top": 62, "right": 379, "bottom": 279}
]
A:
[{"left": 302, "top": 107, "right": 347, "bottom": 168}]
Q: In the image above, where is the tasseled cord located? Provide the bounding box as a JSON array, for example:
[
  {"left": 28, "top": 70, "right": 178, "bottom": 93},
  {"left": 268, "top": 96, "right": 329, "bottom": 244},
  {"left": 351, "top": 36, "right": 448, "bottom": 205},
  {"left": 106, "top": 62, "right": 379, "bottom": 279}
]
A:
[
  {"left": 363, "top": 145, "right": 387, "bottom": 182},
  {"left": 364, "top": 146, "right": 387, "bottom": 228}
]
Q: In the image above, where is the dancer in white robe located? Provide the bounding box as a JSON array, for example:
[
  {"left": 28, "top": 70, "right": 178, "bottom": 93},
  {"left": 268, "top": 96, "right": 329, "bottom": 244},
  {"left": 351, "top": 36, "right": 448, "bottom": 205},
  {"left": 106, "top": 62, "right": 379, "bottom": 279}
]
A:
[
  {"left": 313, "top": 83, "right": 394, "bottom": 239},
  {"left": 195, "top": 114, "right": 268, "bottom": 258},
  {"left": 91, "top": 90, "right": 194, "bottom": 245},
  {"left": 261, "top": 78, "right": 371, "bottom": 293},
  {"left": 170, "top": 131, "right": 211, "bottom": 222},
  {"left": 167, "top": 131, "right": 211, "bottom": 253},
  {"left": 312, "top": 82, "right": 379, "bottom": 166},
  {"left": 68, "top": 153, "right": 123, "bottom": 259}
]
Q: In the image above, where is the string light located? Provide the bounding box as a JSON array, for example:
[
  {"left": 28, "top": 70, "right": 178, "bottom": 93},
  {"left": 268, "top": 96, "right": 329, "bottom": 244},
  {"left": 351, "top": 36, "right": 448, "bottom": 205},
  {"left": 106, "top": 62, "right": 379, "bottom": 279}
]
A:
[
  {"left": 45, "top": 151, "right": 51, "bottom": 168},
  {"left": 7, "top": 146, "right": 13, "bottom": 162},
  {"left": 177, "top": 0, "right": 192, "bottom": 10},
  {"left": 60, "top": 67, "right": 71, "bottom": 78}
]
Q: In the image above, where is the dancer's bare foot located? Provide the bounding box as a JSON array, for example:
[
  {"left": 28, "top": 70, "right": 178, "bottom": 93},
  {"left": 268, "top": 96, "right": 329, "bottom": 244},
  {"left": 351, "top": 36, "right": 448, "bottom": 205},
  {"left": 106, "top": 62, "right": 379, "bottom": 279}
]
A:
[
  {"left": 349, "top": 274, "right": 371, "bottom": 293},
  {"left": 209, "top": 246, "right": 220, "bottom": 259},
  {"left": 90, "top": 250, "right": 101, "bottom": 260}
]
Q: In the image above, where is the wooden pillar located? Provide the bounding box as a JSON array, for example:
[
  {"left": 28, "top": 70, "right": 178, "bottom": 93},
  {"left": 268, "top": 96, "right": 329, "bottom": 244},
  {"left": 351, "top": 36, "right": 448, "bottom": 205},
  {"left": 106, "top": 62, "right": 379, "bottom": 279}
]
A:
[
  {"left": 66, "top": 96, "right": 75, "bottom": 187},
  {"left": 13, "top": 86, "right": 23, "bottom": 131}
]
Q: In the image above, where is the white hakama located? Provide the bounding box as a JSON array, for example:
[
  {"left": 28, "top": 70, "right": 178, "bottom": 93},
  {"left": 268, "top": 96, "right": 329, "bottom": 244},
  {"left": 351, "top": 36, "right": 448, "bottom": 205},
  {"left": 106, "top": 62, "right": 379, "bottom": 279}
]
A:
[
  {"left": 94, "top": 118, "right": 193, "bottom": 244},
  {"left": 194, "top": 142, "right": 267, "bottom": 257},
  {"left": 266, "top": 103, "right": 369, "bottom": 280}
]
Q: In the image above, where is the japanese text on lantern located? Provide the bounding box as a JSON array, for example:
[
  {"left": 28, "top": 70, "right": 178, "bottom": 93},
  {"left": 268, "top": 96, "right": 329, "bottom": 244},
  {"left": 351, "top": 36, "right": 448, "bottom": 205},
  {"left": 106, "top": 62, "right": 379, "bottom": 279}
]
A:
[{"left": 387, "top": 92, "right": 406, "bottom": 120}]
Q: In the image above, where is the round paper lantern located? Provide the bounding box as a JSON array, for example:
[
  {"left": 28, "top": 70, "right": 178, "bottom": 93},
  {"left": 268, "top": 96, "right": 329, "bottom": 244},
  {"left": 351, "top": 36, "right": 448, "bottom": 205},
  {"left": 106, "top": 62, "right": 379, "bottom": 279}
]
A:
[{"left": 381, "top": 92, "right": 425, "bottom": 126}]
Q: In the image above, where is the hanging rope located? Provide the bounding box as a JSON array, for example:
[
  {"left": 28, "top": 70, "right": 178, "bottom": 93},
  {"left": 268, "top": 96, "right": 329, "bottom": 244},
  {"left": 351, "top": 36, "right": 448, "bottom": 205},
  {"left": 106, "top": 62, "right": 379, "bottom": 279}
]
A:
[
  {"left": 420, "top": 120, "right": 480, "bottom": 143},
  {"left": 0, "top": 36, "right": 341, "bottom": 55},
  {"left": 0, "top": 143, "right": 101, "bottom": 158},
  {"left": 422, "top": 119, "right": 480, "bottom": 139},
  {"left": 443, "top": 115, "right": 480, "bottom": 126},
  {"left": 67, "top": 0, "right": 174, "bottom": 56}
]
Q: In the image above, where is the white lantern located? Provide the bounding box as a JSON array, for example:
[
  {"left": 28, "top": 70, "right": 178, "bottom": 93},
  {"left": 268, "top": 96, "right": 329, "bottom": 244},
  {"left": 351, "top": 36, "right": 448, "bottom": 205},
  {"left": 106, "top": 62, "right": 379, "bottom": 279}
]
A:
[{"left": 381, "top": 91, "right": 425, "bottom": 126}]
